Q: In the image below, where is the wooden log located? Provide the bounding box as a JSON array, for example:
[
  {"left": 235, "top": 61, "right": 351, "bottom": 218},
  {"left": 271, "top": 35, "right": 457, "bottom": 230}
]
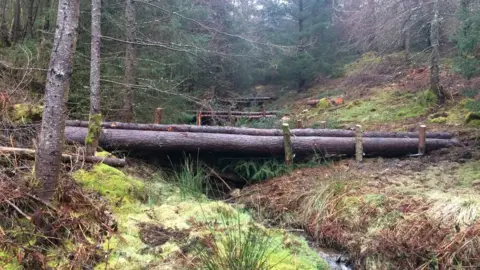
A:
[
  {"left": 0, "top": 146, "right": 126, "bottom": 167},
  {"left": 201, "top": 115, "right": 276, "bottom": 119},
  {"left": 64, "top": 126, "right": 459, "bottom": 157},
  {"left": 418, "top": 125, "right": 426, "bottom": 155},
  {"left": 320, "top": 121, "right": 327, "bottom": 129},
  {"left": 65, "top": 121, "right": 455, "bottom": 139},
  {"left": 155, "top": 108, "right": 163, "bottom": 124},
  {"left": 306, "top": 99, "right": 321, "bottom": 106},
  {"left": 282, "top": 123, "right": 293, "bottom": 165},
  {"left": 196, "top": 111, "right": 202, "bottom": 126},
  {"left": 297, "top": 120, "right": 303, "bottom": 129},
  {"left": 187, "top": 110, "right": 278, "bottom": 115},
  {"left": 355, "top": 125, "right": 363, "bottom": 162}
]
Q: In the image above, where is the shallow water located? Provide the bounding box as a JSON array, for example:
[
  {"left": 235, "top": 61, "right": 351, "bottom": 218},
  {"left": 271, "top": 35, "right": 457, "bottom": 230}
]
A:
[{"left": 315, "top": 246, "right": 353, "bottom": 270}]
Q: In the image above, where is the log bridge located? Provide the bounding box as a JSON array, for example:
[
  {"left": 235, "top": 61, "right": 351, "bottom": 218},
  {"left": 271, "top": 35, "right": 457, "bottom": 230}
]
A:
[{"left": 64, "top": 120, "right": 459, "bottom": 159}]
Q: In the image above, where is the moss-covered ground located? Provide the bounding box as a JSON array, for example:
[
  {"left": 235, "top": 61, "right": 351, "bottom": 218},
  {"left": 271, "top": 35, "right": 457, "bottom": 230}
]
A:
[{"left": 71, "top": 164, "right": 328, "bottom": 270}]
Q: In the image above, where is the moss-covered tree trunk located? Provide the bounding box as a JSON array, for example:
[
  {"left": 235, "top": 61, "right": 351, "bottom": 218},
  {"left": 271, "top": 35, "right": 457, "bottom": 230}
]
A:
[
  {"left": 86, "top": 0, "right": 102, "bottom": 156},
  {"left": 35, "top": 0, "right": 80, "bottom": 200}
]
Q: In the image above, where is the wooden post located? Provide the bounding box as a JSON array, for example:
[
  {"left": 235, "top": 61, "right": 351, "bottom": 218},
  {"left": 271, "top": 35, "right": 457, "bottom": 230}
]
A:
[
  {"left": 155, "top": 108, "right": 163, "bottom": 124},
  {"left": 262, "top": 104, "right": 266, "bottom": 117},
  {"left": 297, "top": 119, "right": 303, "bottom": 129},
  {"left": 320, "top": 121, "right": 327, "bottom": 129},
  {"left": 228, "top": 107, "right": 233, "bottom": 126},
  {"left": 355, "top": 124, "right": 363, "bottom": 162},
  {"left": 282, "top": 123, "right": 293, "bottom": 166},
  {"left": 418, "top": 124, "right": 426, "bottom": 155},
  {"left": 196, "top": 111, "right": 202, "bottom": 126}
]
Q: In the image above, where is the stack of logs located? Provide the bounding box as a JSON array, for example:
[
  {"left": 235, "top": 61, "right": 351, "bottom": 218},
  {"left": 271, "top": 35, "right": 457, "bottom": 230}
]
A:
[{"left": 63, "top": 120, "right": 459, "bottom": 159}]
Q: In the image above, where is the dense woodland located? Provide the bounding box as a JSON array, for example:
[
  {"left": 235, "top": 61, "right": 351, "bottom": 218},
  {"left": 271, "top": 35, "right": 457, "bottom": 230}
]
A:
[
  {"left": 0, "top": 0, "right": 480, "bottom": 269},
  {"left": 0, "top": 0, "right": 478, "bottom": 119}
]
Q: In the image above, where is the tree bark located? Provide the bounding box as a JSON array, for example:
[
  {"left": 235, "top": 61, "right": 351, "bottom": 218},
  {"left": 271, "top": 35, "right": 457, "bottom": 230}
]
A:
[
  {"left": 430, "top": 0, "right": 445, "bottom": 103},
  {"left": 10, "top": 0, "right": 21, "bottom": 42},
  {"left": 64, "top": 127, "right": 459, "bottom": 157},
  {"left": 122, "top": 0, "right": 137, "bottom": 122},
  {"left": 1, "top": 146, "right": 126, "bottom": 167},
  {"left": 25, "top": 0, "right": 37, "bottom": 38},
  {"left": 35, "top": 0, "right": 80, "bottom": 201},
  {"left": 86, "top": 0, "right": 102, "bottom": 156},
  {"left": 0, "top": 0, "right": 10, "bottom": 46},
  {"left": 64, "top": 120, "right": 455, "bottom": 139}
]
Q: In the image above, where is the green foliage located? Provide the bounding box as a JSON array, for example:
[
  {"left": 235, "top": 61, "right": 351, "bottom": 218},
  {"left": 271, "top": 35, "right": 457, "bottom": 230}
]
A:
[
  {"left": 465, "top": 99, "right": 480, "bottom": 113},
  {"left": 195, "top": 215, "right": 282, "bottom": 270},
  {"left": 172, "top": 157, "right": 210, "bottom": 198},
  {"left": 452, "top": 4, "right": 480, "bottom": 79},
  {"left": 460, "top": 87, "right": 479, "bottom": 98},
  {"left": 224, "top": 159, "right": 291, "bottom": 183}
]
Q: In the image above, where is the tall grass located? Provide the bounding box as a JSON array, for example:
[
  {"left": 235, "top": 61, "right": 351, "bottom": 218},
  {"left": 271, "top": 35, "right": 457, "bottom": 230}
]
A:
[
  {"left": 195, "top": 213, "right": 285, "bottom": 270},
  {"left": 172, "top": 156, "right": 210, "bottom": 198}
]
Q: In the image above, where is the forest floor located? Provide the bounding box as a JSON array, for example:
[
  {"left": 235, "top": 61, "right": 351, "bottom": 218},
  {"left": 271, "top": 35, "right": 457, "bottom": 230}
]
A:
[
  {"left": 236, "top": 53, "right": 480, "bottom": 269},
  {"left": 1, "top": 52, "right": 479, "bottom": 270}
]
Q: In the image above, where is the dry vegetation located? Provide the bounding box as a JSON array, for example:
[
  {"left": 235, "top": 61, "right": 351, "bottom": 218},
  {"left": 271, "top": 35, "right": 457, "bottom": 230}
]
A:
[{"left": 237, "top": 145, "right": 480, "bottom": 269}]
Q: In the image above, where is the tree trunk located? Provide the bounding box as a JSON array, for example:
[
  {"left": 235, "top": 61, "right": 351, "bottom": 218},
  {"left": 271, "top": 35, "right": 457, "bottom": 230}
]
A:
[
  {"left": 25, "top": 0, "right": 37, "bottom": 38},
  {"left": 10, "top": 0, "right": 21, "bottom": 42},
  {"left": 367, "top": 0, "right": 377, "bottom": 51},
  {"left": 0, "top": 0, "right": 10, "bottom": 46},
  {"left": 64, "top": 127, "right": 459, "bottom": 157},
  {"left": 430, "top": 0, "right": 445, "bottom": 103},
  {"left": 297, "top": 0, "right": 306, "bottom": 91},
  {"left": 122, "top": 0, "right": 137, "bottom": 122},
  {"left": 35, "top": 0, "right": 80, "bottom": 201},
  {"left": 64, "top": 120, "right": 455, "bottom": 139},
  {"left": 86, "top": 0, "right": 102, "bottom": 156}
]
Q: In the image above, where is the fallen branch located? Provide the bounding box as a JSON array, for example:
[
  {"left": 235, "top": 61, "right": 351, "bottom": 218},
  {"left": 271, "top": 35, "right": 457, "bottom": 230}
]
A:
[{"left": 0, "top": 146, "right": 126, "bottom": 167}]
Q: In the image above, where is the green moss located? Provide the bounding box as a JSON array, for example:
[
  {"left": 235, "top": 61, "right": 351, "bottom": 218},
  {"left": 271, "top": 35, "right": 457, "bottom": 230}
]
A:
[
  {"left": 316, "top": 98, "right": 330, "bottom": 109},
  {"left": 457, "top": 161, "right": 480, "bottom": 188},
  {"left": 345, "top": 52, "right": 381, "bottom": 76},
  {"left": 430, "top": 117, "right": 447, "bottom": 124},
  {"left": 72, "top": 164, "right": 145, "bottom": 203},
  {"left": 85, "top": 113, "right": 102, "bottom": 145},
  {"left": 0, "top": 250, "right": 21, "bottom": 270},
  {"left": 312, "top": 89, "right": 435, "bottom": 125},
  {"left": 8, "top": 103, "right": 43, "bottom": 124},
  {"left": 95, "top": 150, "right": 112, "bottom": 157}
]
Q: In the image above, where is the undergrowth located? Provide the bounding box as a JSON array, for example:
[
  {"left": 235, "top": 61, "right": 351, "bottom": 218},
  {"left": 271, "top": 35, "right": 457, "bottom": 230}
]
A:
[{"left": 223, "top": 159, "right": 292, "bottom": 183}]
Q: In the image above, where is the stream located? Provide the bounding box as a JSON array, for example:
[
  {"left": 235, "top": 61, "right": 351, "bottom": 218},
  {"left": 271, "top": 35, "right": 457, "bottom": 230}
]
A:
[{"left": 315, "top": 246, "right": 353, "bottom": 270}]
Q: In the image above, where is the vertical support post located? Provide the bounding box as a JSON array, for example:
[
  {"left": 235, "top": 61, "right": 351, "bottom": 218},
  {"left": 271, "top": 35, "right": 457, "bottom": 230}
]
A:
[
  {"left": 154, "top": 108, "right": 163, "bottom": 124},
  {"left": 297, "top": 119, "right": 303, "bottom": 129},
  {"left": 262, "top": 104, "right": 266, "bottom": 117},
  {"left": 320, "top": 121, "right": 327, "bottom": 129},
  {"left": 228, "top": 107, "right": 233, "bottom": 126},
  {"left": 355, "top": 124, "right": 363, "bottom": 162},
  {"left": 282, "top": 123, "right": 293, "bottom": 166},
  {"left": 196, "top": 111, "right": 202, "bottom": 126},
  {"left": 418, "top": 124, "right": 426, "bottom": 155}
]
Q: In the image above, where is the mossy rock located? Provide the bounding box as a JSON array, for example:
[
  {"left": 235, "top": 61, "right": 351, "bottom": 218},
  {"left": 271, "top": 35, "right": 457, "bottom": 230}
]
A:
[
  {"left": 8, "top": 103, "right": 43, "bottom": 124},
  {"left": 316, "top": 98, "right": 330, "bottom": 109},
  {"left": 72, "top": 164, "right": 145, "bottom": 203}
]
